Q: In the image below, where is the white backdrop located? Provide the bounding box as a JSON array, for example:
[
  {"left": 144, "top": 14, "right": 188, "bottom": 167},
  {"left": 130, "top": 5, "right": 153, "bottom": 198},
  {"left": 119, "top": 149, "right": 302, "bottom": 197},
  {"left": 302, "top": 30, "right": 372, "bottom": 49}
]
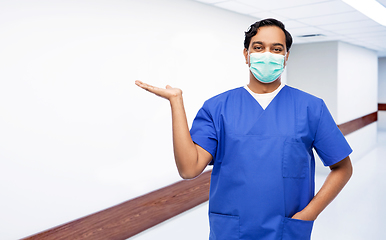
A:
[{"left": 0, "top": 0, "right": 254, "bottom": 239}]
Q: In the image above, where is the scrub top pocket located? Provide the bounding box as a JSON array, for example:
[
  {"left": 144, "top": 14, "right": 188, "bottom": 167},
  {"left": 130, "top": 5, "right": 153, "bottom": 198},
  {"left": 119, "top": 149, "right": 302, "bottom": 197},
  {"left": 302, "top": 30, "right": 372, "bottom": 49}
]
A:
[
  {"left": 281, "top": 217, "right": 314, "bottom": 240},
  {"left": 209, "top": 212, "right": 240, "bottom": 240},
  {"left": 283, "top": 141, "right": 310, "bottom": 178}
]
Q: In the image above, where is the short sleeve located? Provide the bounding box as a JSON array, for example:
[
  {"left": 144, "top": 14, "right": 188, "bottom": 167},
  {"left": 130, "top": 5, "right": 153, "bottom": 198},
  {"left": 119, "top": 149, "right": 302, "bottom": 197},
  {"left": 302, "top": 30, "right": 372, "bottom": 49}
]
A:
[
  {"left": 313, "top": 101, "right": 353, "bottom": 166},
  {"left": 190, "top": 102, "right": 218, "bottom": 163}
]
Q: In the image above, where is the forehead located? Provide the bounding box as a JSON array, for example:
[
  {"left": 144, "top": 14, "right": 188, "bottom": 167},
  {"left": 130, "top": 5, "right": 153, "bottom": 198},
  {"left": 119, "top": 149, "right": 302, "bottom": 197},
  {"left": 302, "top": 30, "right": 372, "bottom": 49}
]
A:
[{"left": 250, "top": 26, "right": 286, "bottom": 46}]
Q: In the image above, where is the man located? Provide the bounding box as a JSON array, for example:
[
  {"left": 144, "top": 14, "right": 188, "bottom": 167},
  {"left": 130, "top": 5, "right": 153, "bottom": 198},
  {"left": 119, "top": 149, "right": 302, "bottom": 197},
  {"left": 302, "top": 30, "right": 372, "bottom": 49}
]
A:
[{"left": 135, "top": 18, "right": 352, "bottom": 240}]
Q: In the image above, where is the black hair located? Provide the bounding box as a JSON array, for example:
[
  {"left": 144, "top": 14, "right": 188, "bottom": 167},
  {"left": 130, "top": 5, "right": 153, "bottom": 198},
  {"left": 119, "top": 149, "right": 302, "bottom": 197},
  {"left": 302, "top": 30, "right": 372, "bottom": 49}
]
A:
[{"left": 244, "top": 18, "right": 293, "bottom": 52}]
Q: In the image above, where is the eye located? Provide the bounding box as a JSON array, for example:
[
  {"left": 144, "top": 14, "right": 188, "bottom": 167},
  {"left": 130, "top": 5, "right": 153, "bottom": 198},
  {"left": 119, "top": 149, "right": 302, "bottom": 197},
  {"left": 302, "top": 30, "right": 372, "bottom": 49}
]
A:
[
  {"left": 253, "top": 45, "right": 263, "bottom": 51},
  {"left": 273, "top": 48, "right": 283, "bottom": 52}
]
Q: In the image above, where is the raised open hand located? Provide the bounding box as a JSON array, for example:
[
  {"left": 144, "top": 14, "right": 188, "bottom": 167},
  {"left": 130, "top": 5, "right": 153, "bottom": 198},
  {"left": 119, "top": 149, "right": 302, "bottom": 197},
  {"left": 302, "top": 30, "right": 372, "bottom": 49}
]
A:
[{"left": 135, "top": 80, "right": 182, "bottom": 101}]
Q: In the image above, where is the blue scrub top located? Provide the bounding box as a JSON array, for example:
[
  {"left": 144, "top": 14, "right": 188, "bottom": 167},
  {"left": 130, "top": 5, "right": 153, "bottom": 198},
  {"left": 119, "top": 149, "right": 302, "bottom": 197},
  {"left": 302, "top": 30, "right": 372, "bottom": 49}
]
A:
[{"left": 190, "top": 85, "right": 352, "bottom": 240}]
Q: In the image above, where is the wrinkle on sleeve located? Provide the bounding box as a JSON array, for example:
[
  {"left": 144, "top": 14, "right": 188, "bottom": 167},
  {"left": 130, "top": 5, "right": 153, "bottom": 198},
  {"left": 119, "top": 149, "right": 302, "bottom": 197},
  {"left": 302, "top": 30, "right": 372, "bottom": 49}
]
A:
[
  {"left": 190, "top": 102, "right": 218, "bottom": 165},
  {"left": 313, "top": 100, "right": 353, "bottom": 166}
]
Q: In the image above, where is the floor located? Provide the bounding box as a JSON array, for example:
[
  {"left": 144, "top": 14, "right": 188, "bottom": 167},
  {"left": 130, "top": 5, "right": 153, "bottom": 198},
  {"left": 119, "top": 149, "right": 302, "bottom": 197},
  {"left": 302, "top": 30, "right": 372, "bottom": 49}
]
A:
[
  {"left": 312, "top": 130, "right": 386, "bottom": 240},
  {"left": 131, "top": 130, "right": 386, "bottom": 240}
]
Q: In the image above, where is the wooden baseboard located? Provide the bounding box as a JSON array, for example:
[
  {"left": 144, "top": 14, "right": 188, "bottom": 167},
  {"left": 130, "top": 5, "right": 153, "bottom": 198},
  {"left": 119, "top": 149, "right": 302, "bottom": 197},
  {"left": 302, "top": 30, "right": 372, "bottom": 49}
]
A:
[
  {"left": 337, "top": 112, "right": 377, "bottom": 136},
  {"left": 379, "top": 103, "right": 386, "bottom": 111},
  {"left": 21, "top": 171, "right": 211, "bottom": 240}
]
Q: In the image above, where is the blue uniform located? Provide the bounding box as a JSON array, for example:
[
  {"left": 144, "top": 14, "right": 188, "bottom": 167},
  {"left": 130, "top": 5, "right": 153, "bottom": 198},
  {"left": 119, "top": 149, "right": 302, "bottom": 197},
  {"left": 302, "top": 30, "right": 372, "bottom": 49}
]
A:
[{"left": 190, "top": 85, "right": 352, "bottom": 240}]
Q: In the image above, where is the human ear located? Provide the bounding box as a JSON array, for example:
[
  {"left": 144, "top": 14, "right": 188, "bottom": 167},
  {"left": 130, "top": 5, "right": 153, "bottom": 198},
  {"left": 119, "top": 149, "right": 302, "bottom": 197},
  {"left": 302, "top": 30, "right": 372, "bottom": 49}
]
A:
[
  {"left": 284, "top": 51, "right": 290, "bottom": 67},
  {"left": 243, "top": 48, "right": 249, "bottom": 64}
]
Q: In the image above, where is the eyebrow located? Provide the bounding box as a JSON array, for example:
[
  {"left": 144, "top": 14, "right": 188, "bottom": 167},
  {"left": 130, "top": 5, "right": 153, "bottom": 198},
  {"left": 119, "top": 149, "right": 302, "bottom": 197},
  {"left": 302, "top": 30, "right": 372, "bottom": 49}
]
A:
[
  {"left": 251, "top": 41, "right": 285, "bottom": 48},
  {"left": 251, "top": 41, "right": 263, "bottom": 45},
  {"left": 273, "top": 43, "right": 285, "bottom": 48}
]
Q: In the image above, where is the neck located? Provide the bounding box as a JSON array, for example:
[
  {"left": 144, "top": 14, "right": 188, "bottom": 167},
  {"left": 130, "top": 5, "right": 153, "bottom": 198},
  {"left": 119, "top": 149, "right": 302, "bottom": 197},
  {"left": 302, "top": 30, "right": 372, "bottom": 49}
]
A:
[{"left": 247, "top": 73, "right": 282, "bottom": 94}]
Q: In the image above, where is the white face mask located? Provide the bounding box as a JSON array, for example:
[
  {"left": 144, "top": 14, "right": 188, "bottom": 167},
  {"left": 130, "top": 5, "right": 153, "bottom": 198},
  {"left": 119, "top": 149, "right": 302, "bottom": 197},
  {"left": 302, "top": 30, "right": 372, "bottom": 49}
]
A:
[{"left": 249, "top": 52, "right": 285, "bottom": 83}]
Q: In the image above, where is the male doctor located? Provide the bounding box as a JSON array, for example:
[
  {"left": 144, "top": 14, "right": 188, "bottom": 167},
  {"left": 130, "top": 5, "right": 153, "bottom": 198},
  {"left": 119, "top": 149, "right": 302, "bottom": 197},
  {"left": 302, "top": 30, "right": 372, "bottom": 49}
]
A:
[{"left": 135, "top": 18, "right": 352, "bottom": 240}]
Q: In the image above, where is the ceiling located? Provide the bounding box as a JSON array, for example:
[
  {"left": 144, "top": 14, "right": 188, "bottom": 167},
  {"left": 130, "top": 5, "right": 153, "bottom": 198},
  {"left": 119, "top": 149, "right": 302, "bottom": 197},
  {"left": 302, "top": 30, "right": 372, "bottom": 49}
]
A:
[{"left": 193, "top": 0, "right": 386, "bottom": 57}]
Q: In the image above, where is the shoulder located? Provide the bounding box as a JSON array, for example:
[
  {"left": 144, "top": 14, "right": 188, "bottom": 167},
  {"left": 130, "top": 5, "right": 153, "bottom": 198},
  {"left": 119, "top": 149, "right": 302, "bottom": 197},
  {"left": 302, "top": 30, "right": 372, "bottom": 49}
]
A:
[
  {"left": 198, "top": 87, "right": 246, "bottom": 119},
  {"left": 284, "top": 85, "right": 325, "bottom": 110},
  {"left": 284, "top": 85, "right": 323, "bottom": 103},
  {"left": 207, "top": 87, "right": 245, "bottom": 101},
  {"left": 284, "top": 85, "right": 328, "bottom": 122},
  {"left": 203, "top": 87, "right": 245, "bottom": 108}
]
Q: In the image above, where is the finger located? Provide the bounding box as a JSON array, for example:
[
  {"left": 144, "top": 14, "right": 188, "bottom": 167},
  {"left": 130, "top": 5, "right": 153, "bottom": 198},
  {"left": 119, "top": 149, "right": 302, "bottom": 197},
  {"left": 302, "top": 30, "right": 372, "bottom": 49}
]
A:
[
  {"left": 166, "top": 85, "right": 172, "bottom": 89},
  {"left": 135, "top": 80, "right": 168, "bottom": 97},
  {"left": 136, "top": 80, "right": 156, "bottom": 91},
  {"left": 135, "top": 80, "right": 152, "bottom": 89}
]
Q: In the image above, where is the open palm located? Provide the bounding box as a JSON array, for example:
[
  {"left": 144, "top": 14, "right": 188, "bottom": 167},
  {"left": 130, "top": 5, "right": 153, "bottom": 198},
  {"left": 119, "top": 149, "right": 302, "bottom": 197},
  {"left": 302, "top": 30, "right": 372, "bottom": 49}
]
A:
[{"left": 135, "top": 80, "right": 182, "bottom": 100}]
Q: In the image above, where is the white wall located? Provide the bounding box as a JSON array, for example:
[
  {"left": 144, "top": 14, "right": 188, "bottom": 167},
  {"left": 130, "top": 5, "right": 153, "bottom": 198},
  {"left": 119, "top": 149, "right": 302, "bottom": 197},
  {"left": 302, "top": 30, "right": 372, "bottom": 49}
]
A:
[
  {"left": 0, "top": 0, "right": 255, "bottom": 239},
  {"left": 287, "top": 41, "right": 378, "bottom": 162},
  {"left": 287, "top": 41, "right": 339, "bottom": 119},
  {"left": 337, "top": 42, "right": 378, "bottom": 159},
  {"left": 379, "top": 57, "right": 386, "bottom": 103},
  {"left": 337, "top": 42, "right": 378, "bottom": 124},
  {"left": 379, "top": 112, "right": 386, "bottom": 131},
  {"left": 379, "top": 57, "right": 386, "bottom": 131}
]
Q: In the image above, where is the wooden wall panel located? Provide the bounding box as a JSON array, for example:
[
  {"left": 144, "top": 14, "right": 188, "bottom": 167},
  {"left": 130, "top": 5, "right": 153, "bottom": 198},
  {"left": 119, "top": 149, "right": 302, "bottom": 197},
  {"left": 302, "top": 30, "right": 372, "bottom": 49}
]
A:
[
  {"left": 337, "top": 112, "right": 377, "bottom": 136},
  {"left": 379, "top": 103, "right": 386, "bottom": 111},
  {"left": 21, "top": 171, "right": 211, "bottom": 240}
]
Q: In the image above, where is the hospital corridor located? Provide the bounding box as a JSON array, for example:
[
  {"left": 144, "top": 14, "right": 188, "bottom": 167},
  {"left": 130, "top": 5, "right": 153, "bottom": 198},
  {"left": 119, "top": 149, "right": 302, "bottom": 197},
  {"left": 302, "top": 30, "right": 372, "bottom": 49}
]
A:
[{"left": 1, "top": 0, "right": 386, "bottom": 239}]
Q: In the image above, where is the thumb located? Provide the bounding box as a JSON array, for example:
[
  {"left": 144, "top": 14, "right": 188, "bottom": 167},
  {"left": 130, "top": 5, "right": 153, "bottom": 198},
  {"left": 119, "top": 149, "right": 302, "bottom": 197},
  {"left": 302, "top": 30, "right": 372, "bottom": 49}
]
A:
[{"left": 165, "top": 85, "right": 172, "bottom": 89}]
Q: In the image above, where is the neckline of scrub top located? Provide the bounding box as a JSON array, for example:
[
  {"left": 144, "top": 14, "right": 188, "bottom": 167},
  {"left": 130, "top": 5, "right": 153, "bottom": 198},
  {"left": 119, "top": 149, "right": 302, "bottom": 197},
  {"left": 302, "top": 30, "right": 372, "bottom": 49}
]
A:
[{"left": 243, "top": 82, "right": 286, "bottom": 110}]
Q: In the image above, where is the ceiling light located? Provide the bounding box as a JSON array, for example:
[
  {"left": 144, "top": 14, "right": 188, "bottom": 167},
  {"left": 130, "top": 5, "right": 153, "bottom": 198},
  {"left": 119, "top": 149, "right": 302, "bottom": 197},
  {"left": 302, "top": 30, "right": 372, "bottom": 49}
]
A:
[
  {"left": 342, "top": 0, "right": 386, "bottom": 26},
  {"left": 298, "top": 34, "right": 326, "bottom": 38}
]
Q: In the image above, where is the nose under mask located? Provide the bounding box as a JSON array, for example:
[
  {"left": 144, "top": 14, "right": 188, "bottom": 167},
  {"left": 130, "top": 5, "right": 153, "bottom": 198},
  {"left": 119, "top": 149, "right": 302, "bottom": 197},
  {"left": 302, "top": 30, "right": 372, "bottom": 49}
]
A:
[{"left": 249, "top": 52, "right": 285, "bottom": 83}]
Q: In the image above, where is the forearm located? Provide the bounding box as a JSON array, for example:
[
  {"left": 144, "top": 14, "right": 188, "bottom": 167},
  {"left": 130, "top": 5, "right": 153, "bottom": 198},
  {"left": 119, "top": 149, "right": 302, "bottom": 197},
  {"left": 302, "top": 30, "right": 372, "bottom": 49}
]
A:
[
  {"left": 169, "top": 96, "right": 201, "bottom": 179},
  {"left": 293, "top": 156, "right": 353, "bottom": 221},
  {"left": 135, "top": 80, "right": 210, "bottom": 179}
]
